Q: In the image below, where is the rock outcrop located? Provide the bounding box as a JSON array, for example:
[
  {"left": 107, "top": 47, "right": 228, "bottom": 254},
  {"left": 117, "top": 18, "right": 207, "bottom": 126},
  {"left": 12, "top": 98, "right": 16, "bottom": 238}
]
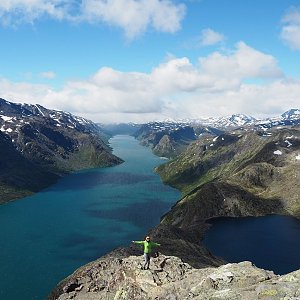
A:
[{"left": 48, "top": 253, "right": 300, "bottom": 300}]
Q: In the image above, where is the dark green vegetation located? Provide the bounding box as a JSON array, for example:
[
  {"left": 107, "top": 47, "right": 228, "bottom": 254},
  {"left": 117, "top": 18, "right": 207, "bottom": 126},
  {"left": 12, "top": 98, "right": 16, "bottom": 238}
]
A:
[
  {"left": 156, "top": 126, "right": 300, "bottom": 232},
  {"left": 0, "top": 98, "right": 123, "bottom": 204},
  {"left": 0, "top": 131, "right": 58, "bottom": 202}
]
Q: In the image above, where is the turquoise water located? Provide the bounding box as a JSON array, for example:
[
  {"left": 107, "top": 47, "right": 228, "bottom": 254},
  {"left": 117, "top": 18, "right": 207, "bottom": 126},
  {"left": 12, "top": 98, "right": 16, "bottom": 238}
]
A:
[
  {"left": 203, "top": 215, "right": 300, "bottom": 275},
  {"left": 0, "top": 135, "right": 180, "bottom": 300}
]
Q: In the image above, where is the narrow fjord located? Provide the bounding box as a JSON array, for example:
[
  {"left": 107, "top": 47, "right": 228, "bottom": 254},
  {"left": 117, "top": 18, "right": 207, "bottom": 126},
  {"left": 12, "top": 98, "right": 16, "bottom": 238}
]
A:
[{"left": 0, "top": 135, "right": 180, "bottom": 300}]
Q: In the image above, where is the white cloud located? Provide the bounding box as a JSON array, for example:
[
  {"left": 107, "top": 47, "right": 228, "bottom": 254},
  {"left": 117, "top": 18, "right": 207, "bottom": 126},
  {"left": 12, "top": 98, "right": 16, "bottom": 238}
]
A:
[
  {"left": 199, "top": 42, "right": 283, "bottom": 84},
  {"left": 0, "top": 0, "right": 186, "bottom": 39},
  {"left": 280, "top": 7, "right": 300, "bottom": 50},
  {"left": 199, "top": 28, "right": 225, "bottom": 46},
  {"left": 174, "top": 79, "right": 300, "bottom": 120},
  {"left": 79, "top": 0, "right": 186, "bottom": 39},
  {"left": 0, "top": 0, "right": 70, "bottom": 25},
  {"left": 0, "top": 42, "right": 296, "bottom": 123},
  {"left": 39, "top": 71, "right": 56, "bottom": 79}
]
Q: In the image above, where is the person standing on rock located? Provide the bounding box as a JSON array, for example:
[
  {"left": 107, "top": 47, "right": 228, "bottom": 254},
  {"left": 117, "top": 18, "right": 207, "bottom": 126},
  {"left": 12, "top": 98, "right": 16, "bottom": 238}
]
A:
[{"left": 132, "top": 236, "right": 160, "bottom": 270}]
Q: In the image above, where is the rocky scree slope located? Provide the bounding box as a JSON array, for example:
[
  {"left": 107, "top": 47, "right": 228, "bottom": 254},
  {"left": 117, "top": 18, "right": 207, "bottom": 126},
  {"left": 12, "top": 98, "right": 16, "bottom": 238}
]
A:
[
  {"left": 0, "top": 98, "right": 123, "bottom": 203},
  {"left": 48, "top": 252, "right": 300, "bottom": 300}
]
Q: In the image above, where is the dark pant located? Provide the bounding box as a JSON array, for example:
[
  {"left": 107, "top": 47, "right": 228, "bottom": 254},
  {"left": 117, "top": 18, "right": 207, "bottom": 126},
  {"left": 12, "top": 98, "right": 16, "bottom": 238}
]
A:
[{"left": 143, "top": 253, "right": 150, "bottom": 269}]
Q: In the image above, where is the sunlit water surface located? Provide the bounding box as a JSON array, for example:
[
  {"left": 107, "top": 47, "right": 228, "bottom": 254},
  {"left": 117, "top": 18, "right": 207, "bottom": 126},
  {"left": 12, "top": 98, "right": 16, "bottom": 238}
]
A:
[{"left": 0, "top": 135, "right": 180, "bottom": 300}]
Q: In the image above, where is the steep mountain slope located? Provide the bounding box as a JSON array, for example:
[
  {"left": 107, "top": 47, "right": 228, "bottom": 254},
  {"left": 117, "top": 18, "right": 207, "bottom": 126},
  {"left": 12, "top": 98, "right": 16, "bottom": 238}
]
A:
[
  {"left": 134, "top": 122, "right": 197, "bottom": 158},
  {"left": 156, "top": 127, "right": 300, "bottom": 231},
  {"left": 0, "top": 98, "right": 123, "bottom": 203},
  {"left": 49, "top": 126, "right": 300, "bottom": 300},
  {"left": 0, "top": 131, "right": 59, "bottom": 203}
]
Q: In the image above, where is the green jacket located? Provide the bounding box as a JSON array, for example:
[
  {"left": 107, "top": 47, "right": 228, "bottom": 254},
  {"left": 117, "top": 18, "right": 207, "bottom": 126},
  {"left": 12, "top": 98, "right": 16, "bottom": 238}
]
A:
[{"left": 133, "top": 241, "right": 160, "bottom": 254}]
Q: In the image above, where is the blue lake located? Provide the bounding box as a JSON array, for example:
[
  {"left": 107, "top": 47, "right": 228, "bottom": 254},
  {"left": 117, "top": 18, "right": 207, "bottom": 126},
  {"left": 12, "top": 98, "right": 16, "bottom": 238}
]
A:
[
  {"left": 0, "top": 135, "right": 180, "bottom": 300},
  {"left": 203, "top": 215, "right": 300, "bottom": 275}
]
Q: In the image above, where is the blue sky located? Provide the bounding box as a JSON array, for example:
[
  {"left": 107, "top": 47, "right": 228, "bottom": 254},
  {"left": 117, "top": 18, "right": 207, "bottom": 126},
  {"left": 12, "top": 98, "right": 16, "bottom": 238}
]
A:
[{"left": 0, "top": 0, "right": 300, "bottom": 123}]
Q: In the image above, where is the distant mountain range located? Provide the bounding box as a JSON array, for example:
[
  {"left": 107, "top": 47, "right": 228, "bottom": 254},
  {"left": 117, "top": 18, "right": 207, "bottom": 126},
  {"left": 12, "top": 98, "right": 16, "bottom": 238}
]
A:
[
  {"left": 0, "top": 98, "right": 123, "bottom": 204},
  {"left": 51, "top": 115, "right": 300, "bottom": 300},
  {"left": 1, "top": 97, "right": 299, "bottom": 202},
  {"left": 150, "top": 109, "right": 300, "bottom": 129},
  {"left": 130, "top": 109, "right": 300, "bottom": 158}
]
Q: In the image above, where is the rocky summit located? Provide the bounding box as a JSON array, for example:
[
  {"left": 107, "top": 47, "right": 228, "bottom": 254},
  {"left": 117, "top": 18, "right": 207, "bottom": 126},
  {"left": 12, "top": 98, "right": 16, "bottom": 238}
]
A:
[{"left": 48, "top": 253, "right": 300, "bottom": 300}]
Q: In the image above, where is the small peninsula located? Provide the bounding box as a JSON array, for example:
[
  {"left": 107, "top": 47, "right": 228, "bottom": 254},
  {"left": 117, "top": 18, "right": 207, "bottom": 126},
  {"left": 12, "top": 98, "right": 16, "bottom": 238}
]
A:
[{"left": 49, "top": 125, "right": 300, "bottom": 300}]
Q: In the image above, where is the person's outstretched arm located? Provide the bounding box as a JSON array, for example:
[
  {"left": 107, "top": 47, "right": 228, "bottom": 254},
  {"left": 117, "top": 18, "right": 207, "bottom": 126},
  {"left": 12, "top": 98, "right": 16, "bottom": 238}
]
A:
[
  {"left": 151, "top": 242, "right": 161, "bottom": 247},
  {"left": 132, "top": 240, "right": 144, "bottom": 244}
]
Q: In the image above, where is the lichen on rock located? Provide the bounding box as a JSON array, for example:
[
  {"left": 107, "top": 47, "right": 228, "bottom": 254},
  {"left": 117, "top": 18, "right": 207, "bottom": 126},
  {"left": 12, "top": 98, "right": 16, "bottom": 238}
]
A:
[{"left": 48, "top": 254, "right": 300, "bottom": 300}]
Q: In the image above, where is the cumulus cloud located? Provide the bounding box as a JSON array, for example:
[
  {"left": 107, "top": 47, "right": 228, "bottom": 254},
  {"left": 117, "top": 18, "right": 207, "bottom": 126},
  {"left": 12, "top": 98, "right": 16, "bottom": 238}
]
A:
[
  {"left": 0, "top": 42, "right": 295, "bottom": 123},
  {"left": 0, "top": 0, "right": 185, "bottom": 39},
  {"left": 199, "top": 42, "right": 283, "bottom": 84},
  {"left": 79, "top": 0, "right": 186, "bottom": 39},
  {"left": 0, "top": 0, "right": 70, "bottom": 26},
  {"left": 173, "top": 79, "right": 300, "bottom": 120},
  {"left": 280, "top": 7, "right": 300, "bottom": 50},
  {"left": 198, "top": 28, "right": 225, "bottom": 46}
]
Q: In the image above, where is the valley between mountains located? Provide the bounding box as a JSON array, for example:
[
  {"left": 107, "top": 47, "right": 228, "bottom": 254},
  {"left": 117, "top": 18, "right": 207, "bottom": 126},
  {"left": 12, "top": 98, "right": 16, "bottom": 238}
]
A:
[
  {"left": 1, "top": 97, "right": 300, "bottom": 299},
  {"left": 49, "top": 109, "right": 300, "bottom": 299}
]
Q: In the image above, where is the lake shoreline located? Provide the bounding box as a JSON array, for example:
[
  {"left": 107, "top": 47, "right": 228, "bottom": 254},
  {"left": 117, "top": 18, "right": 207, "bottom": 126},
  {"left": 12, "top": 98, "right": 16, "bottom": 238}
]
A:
[
  {"left": 0, "top": 135, "right": 181, "bottom": 300},
  {"left": 48, "top": 136, "right": 300, "bottom": 299}
]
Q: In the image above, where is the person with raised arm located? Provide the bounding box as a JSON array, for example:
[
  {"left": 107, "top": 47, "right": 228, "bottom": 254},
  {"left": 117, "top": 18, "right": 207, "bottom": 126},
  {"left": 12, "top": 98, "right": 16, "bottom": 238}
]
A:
[{"left": 132, "top": 236, "right": 160, "bottom": 270}]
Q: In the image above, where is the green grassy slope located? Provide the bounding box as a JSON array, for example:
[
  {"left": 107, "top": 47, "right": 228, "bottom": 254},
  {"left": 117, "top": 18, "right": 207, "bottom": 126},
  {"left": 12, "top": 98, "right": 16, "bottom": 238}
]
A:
[{"left": 156, "top": 128, "right": 300, "bottom": 226}]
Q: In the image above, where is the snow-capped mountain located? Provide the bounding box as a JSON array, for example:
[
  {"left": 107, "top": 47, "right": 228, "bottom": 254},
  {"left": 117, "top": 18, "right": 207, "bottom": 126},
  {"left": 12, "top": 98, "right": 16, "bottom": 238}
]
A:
[
  {"left": 136, "top": 121, "right": 191, "bottom": 133},
  {"left": 156, "top": 110, "right": 300, "bottom": 130},
  {"left": 134, "top": 110, "right": 300, "bottom": 157},
  {"left": 162, "top": 114, "right": 257, "bottom": 129},
  {"left": 0, "top": 98, "right": 101, "bottom": 137},
  {"left": 212, "top": 114, "right": 256, "bottom": 128},
  {"left": 281, "top": 109, "right": 300, "bottom": 121},
  {"left": 255, "top": 109, "right": 300, "bottom": 130},
  {"left": 0, "top": 98, "right": 122, "bottom": 204}
]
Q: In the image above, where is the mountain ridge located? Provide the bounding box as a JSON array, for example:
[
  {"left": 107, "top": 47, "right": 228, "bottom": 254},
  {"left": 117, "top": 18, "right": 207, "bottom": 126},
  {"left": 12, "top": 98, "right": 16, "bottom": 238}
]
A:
[
  {"left": 129, "top": 109, "right": 300, "bottom": 158},
  {"left": 0, "top": 98, "right": 123, "bottom": 204},
  {"left": 49, "top": 124, "right": 300, "bottom": 300}
]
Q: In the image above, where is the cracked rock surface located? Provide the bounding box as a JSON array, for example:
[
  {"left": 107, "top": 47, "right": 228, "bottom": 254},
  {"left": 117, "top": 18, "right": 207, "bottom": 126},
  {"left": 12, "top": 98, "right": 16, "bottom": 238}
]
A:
[{"left": 48, "top": 254, "right": 300, "bottom": 300}]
